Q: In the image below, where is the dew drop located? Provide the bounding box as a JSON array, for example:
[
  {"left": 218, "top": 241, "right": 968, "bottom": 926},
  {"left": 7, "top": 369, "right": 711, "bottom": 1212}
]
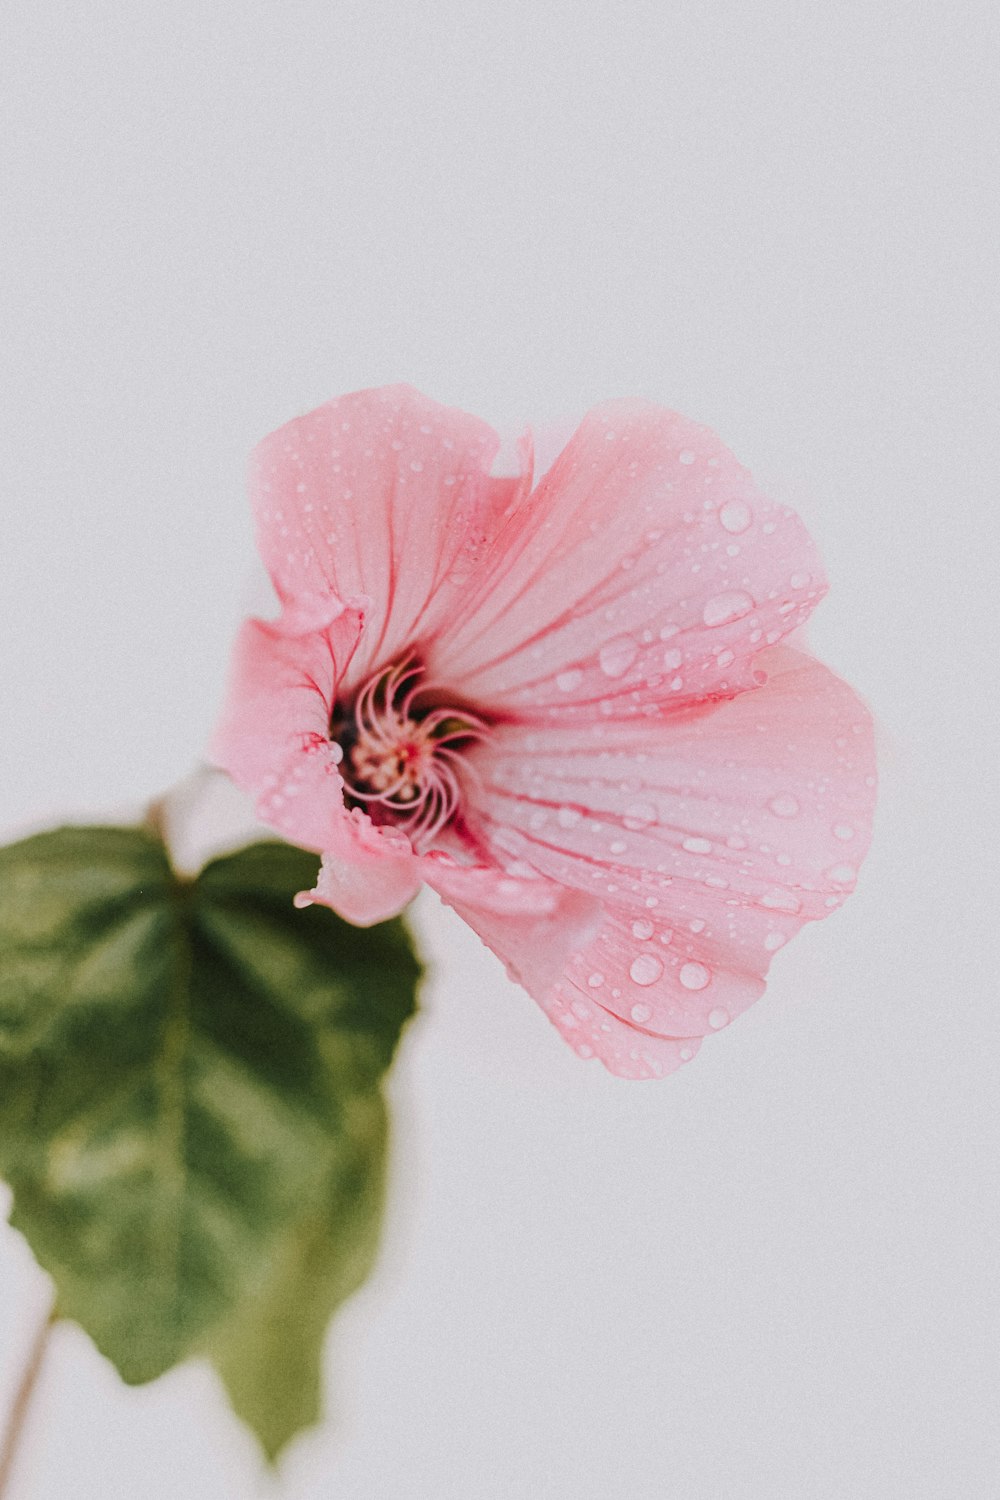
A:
[
  {"left": 833, "top": 823, "right": 855, "bottom": 841},
  {"left": 703, "top": 590, "right": 754, "bottom": 627},
  {"left": 760, "top": 890, "right": 801, "bottom": 913},
  {"left": 630, "top": 954, "right": 664, "bottom": 986},
  {"left": 678, "top": 449, "right": 696, "bottom": 465},
  {"left": 764, "top": 931, "right": 786, "bottom": 950},
  {"left": 663, "top": 648, "right": 683, "bottom": 670},
  {"left": 609, "top": 839, "right": 627, "bottom": 855},
  {"left": 557, "top": 807, "right": 582, "bottom": 829},
  {"left": 599, "top": 635, "right": 639, "bottom": 678},
  {"left": 708, "top": 1006, "right": 730, "bottom": 1029},
  {"left": 682, "top": 836, "right": 712, "bottom": 854},
  {"left": 623, "top": 801, "right": 657, "bottom": 831},
  {"left": 768, "top": 793, "right": 800, "bottom": 818},
  {"left": 826, "top": 862, "right": 857, "bottom": 884},
  {"left": 631, "top": 918, "right": 655, "bottom": 940},
  {"left": 630, "top": 1002, "right": 652, "bottom": 1023},
  {"left": 719, "top": 500, "right": 752, "bottom": 534},
  {"left": 587, "top": 971, "right": 605, "bottom": 988},
  {"left": 679, "top": 962, "right": 711, "bottom": 990},
  {"left": 556, "top": 668, "right": 584, "bottom": 692}
]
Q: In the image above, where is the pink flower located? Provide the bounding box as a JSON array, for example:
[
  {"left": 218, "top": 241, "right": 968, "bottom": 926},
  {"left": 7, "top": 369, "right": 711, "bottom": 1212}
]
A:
[{"left": 211, "top": 385, "right": 876, "bottom": 1079}]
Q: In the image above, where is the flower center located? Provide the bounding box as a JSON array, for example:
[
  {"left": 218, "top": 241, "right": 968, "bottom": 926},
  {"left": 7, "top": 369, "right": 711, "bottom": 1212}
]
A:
[{"left": 332, "top": 660, "right": 485, "bottom": 848}]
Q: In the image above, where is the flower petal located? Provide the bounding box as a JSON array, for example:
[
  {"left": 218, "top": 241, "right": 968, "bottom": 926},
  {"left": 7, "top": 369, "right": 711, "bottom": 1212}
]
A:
[
  {"left": 250, "top": 385, "right": 530, "bottom": 684},
  {"left": 209, "top": 599, "right": 423, "bottom": 919},
  {"left": 432, "top": 400, "right": 824, "bottom": 719},
  {"left": 209, "top": 602, "right": 363, "bottom": 841},
  {"left": 423, "top": 852, "right": 602, "bottom": 998},
  {"left": 299, "top": 814, "right": 421, "bottom": 926},
  {"left": 541, "top": 980, "right": 705, "bottom": 1081},
  {"left": 460, "top": 647, "right": 876, "bottom": 1068}
]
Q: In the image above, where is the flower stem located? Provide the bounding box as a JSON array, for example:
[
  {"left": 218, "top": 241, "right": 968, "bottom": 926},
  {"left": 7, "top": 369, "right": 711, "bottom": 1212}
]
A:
[{"left": 0, "top": 1304, "right": 55, "bottom": 1498}]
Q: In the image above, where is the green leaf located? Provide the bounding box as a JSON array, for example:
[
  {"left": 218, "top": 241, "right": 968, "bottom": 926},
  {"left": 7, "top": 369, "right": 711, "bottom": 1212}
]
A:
[
  {"left": 0, "top": 827, "right": 420, "bottom": 1457},
  {"left": 206, "top": 1089, "right": 388, "bottom": 1459}
]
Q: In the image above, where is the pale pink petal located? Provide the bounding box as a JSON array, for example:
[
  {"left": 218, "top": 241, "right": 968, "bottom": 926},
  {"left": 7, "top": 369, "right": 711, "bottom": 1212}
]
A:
[
  {"left": 208, "top": 603, "right": 362, "bottom": 844},
  {"left": 299, "top": 813, "right": 420, "bottom": 926},
  {"left": 423, "top": 851, "right": 602, "bottom": 997},
  {"left": 540, "top": 983, "right": 705, "bottom": 1081},
  {"left": 431, "top": 400, "right": 824, "bottom": 719},
  {"left": 556, "top": 905, "right": 763, "bottom": 1045},
  {"left": 460, "top": 648, "right": 875, "bottom": 1059},
  {"left": 422, "top": 854, "right": 700, "bottom": 1078},
  {"left": 250, "top": 385, "right": 531, "bottom": 686}
]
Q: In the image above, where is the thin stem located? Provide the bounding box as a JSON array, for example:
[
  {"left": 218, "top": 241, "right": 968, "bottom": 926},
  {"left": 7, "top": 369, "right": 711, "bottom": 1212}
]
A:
[{"left": 0, "top": 1304, "right": 55, "bottom": 1498}]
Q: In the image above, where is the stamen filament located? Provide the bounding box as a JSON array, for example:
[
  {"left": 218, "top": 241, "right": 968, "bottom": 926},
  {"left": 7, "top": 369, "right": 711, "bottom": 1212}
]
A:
[{"left": 333, "top": 659, "right": 486, "bottom": 850}]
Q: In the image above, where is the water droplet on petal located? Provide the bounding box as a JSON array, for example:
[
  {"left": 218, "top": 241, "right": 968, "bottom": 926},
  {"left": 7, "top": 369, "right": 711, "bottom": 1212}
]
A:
[
  {"left": 719, "top": 500, "right": 753, "bottom": 534},
  {"left": 833, "top": 823, "right": 855, "bottom": 841},
  {"left": 587, "top": 971, "right": 605, "bottom": 988},
  {"left": 599, "top": 635, "right": 639, "bottom": 677},
  {"left": 679, "top": 962, "right": 711, "bottom": 990},
  {"left": 708, "top": 1006, "right": 730, "bottom": 1029},
  {"left": 678, "top": 449, "right": 696, "bottom": 464},
  {"left": 623, "top": 801, "right": 657, "bottom": 831},
  {"left": 703, "top": 590, "right": 754, "bottom": 627},
  {"left": 764, "top": 931, "right": 786, "bottom": 950},
  {"left": 768, "top": 793, "right": 800, "bottom": 818},
  {"left": 556, "top": 668, "right": 583, "bottom": 692},
  {"left": 630, "top": 954, "right": 664, "bottom": 986},
  {"left": 558, "top": 807, "right": 582, "bottom": 829},
  {"left": 826, "top": 862, "right": 857, "bottom": 884},
  {"left": 682, "top": 836, "right": 712, "bottom": 854},
  {"left": 761, "top": 890, "right": 801, "bottom": 913},
  {"left": 663, "top": 648, "right": 683, "bottom": 670},
  {"left": 609, "top": 839, "right": 627, "bottom": 855},
  {"left": 630, "top": 1001, "right": 652, "bottom": 1023},
  {"left": 631, "top": 918, "right": 655, "bottom": 940}
]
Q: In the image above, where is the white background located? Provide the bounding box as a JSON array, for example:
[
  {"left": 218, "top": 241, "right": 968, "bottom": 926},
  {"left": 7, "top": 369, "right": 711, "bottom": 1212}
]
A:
[{"left": 1, "top": 3, "right": 998, "bottom": 1496}]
